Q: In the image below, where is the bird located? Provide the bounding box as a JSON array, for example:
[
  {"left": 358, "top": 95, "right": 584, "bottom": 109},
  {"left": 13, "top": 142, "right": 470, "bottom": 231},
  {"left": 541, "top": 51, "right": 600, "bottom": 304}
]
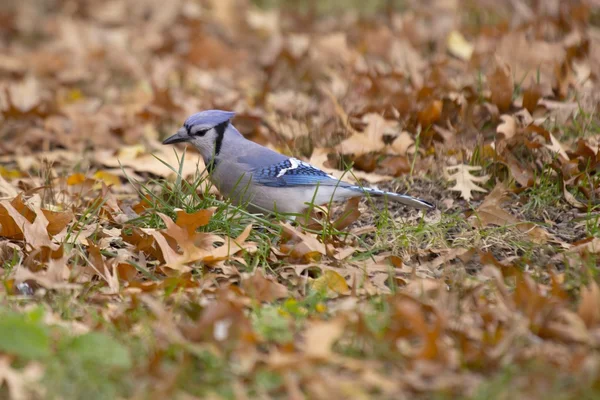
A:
[{"left": 162, "top": 110, "right": 434, "bottom": 215}]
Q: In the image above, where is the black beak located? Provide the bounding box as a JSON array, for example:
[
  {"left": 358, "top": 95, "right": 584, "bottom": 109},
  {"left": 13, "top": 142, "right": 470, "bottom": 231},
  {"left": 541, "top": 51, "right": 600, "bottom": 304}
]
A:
[{"left": 162, "top": 128, "right": 189, "bottom": 145}]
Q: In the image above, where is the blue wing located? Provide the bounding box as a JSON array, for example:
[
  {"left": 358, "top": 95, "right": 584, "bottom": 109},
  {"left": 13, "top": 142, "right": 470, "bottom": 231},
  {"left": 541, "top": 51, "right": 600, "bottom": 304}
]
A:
[{"left": 252, "top": 158, "right": 344, "bottom": 188}]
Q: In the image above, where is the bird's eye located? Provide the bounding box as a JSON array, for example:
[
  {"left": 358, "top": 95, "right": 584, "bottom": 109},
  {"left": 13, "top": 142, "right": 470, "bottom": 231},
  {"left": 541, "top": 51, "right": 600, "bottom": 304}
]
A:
[{"left": 191, "top": 127, "right": 210, "bottom": 136}]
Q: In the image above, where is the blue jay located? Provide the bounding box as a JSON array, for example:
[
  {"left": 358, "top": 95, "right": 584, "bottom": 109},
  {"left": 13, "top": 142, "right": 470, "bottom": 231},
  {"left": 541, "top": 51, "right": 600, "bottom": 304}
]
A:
[{"left": 163, "top": 110, "right": 434, "bottom": 214}]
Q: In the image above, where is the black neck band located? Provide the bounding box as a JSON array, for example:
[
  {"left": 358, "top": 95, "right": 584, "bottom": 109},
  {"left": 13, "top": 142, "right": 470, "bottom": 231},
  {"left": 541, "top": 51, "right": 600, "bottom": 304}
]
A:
[{"left": 213, "top": 121, "right": 229, "bottom": 156}]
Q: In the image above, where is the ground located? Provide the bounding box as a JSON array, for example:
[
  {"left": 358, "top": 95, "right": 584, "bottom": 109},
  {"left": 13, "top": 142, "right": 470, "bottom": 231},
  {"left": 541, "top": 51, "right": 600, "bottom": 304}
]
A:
[{"left": 0, "top": 0, "right": 600, "bottom": 399}]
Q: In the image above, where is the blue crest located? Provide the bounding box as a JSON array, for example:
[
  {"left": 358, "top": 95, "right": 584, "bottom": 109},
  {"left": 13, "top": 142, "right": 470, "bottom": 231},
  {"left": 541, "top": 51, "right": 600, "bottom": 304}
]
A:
[{"left": 184, "top": 110, "right": 236, "bottom": 129}]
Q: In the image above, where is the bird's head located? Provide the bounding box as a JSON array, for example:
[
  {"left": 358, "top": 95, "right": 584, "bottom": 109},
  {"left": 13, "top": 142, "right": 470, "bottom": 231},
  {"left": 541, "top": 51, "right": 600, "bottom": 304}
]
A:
[{"left": 163, "top": 110, "right": 236, "bottom": 161}]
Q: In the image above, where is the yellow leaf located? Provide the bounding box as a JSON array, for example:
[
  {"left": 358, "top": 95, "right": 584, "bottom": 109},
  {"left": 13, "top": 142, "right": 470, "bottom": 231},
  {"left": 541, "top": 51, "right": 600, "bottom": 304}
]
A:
[
  {"left": 311, "top": 270, "right": 349, "bottom": 295},
  {"left": 0, "top": 166, "right": 21, "bottom": 179},
  {"left": 315, "top": 303, "right": 327, "bottom": 313},
  {"left": 93, "top": 171, "right": 121, "bottom": 187},
  {"left": 66, "top": 173, "right": 86, "bottom": 186},
  {"left": 65, "top": 88, "right": 84, "bottom": 103},
  {"left": 447, "top": 30, "right": 473, "bottom": 61},
  {"left": 117, "top": 144, "right": 146, "bottom": 160}
]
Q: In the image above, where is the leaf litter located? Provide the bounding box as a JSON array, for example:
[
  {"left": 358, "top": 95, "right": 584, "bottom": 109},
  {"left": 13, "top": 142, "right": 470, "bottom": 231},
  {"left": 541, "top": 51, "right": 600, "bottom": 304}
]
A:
[{"left": 0, "top": 0, "right": 599, "bottom": 398}]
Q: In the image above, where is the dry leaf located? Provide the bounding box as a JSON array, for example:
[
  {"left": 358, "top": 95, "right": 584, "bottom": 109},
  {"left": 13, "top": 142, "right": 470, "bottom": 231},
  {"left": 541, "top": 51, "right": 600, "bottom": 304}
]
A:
[
  {"left": 0, "top": 200, "right": 60, "bottom": 251},
  {"left": 42, "top": 209, "right": 73, "bottom": 236},
  {"left": 336, "top": 113, "right": 398, "bottom": 156},
  {"left": 175, "top": 208, "right": 216, "bottom": 236},
  {"left": 488, "top": 57, "right": 514, "bottom": 112},
  {"left": 0, "top": 175, "right": 19, "bottom": 199},
  {"left": 570, "top": 238, "right": 600, "bottom": 255},
  {"left": 503, "top": 151, "right": 535, "bottom": 188},
  {"left": 563, "top": 181, "right": 585, "bottom": 209},
  {"left": 92, "top": 170, "right": 121, "bottom": 187},
  {"left": 279, "top": 222, "right": 326, "bottom": 262},
  {"left": 545, "top": 133, "right": 569, "bottom": 162},
  {"left": 241, "top": 270, "right": 288, "bottom": 302},
  {"left": 0, "top": 357, "right": 43, "bottom": 400},
  {"left": 418, "top": 100, "right": 443, "bottom": 127},
  {"left": 390, "top": 131, "right": 414, "bottom": 156},
  {"left": 309, "top": 148, "right": 394, "bottom": 184},
  {"left": 445, "top": 164, "right": 490, "bottom": 201},
  {"left": 523, "top": 82, "right": 543, "bottom": 113},
  {"left": 304, "top": 317, "right": 346, "bottom": 359},
  {"left": 497, "top": 115, "right": 517, "bottom": 139},
  {"left": 578, "top": 282, "right": 600, "bottom": 327},
  {"left": 66, "top": 173, "right": 86, "bottom": 186},
  {"left": 151, "top": 212, "right": 254, "bottom": 271},
  {"left": 95, "top": 147, "right": 206, "bottom": 179},
  {"left": 332, "top": 197, "right": 361, "bottom": 230},
  {"left": 471, "top": 184, "right": 550, "bottom": 244},
  {"left": 447, "top": 31, "right": 473, "bottom": 61},
  {"left": 311, "top": 270, "right": 350, "bottom": 295}
]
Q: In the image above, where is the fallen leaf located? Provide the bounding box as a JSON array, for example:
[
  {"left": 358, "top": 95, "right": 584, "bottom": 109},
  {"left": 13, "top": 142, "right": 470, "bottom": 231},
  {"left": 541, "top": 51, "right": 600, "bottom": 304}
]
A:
[
  {"left": 544, "top": 309, "right": 589, "bottom": 344},
  {"left": 241, "top": 270, "right": 288, "bottom": 302},
  {"left": 95, "top": 147, "right": 206, "bottom": 179},
  {"left": 578, "top": 282, "right": 600, "bottom": 327},
  {"left": 504, "top": 153, "right": 534, "bottom": 187},
  {"left": 417, "top": 247, "right": 471, "bottom": 272},
  {"left": 336, "top": 113, "right": 398, "bottom": 156},
  {"left": 42, "top": 209, "right": 73, "bottom": 236},
  {"left": 175, "top": 208, "right": 216, "bottom": 236},
  {"left": 497, "top": 115, "right": 517, "bottom": 139},
  {"left": 279, "top": 222, "right": 326, "bottom": 262},
  {"left": 321, "top": 85, "right": 357, "bottom": 135},
  {"left": 93, "top": 170, "right": 121, "bottom": 187},
  {"left": 153, "top": 211, "right": 255, "bottom": 271},
  {"left": 304, "top": 317, "right": 346, "bottom": 359},
  {"left": 447, "top": 30, "right": 473, "bottom": 61},
  {"left": 523, "top": 82, "right": 543, "bottom": 113},
  {"left": 390, "top": 131, "right": 414, "bottom": 156},
  {"left": 488, "top": 57, "right": 514, "bottom": 112},
  {"left": 418, "top": 100, "right": 443, "bottom": 127},
  {"left": 563, "top": 181, "right": 585, "bottom": 209},
  {"left": 0, "top": 200, "right": 59, "bottom": 251},
  {"left": 570, "top": 237, "right": 600, "bottom": 255},
  {"left": 545, "top": 133, "right": 569, "bottom": 162},
  {"left": 471, "top": 184, "right": 550, "bottom": 243},
  {"left": 66, "top": 173, "right": 86, "bottom": 186},
  {"left": 311, "top": 270, "right": 350, "bottom": 295},
  {"left": 88, "top": 244, "right": 120, "bottom": 293},
  {"left": 0, "top": 166, "right": 21, "bottom": 180},
  {"left": 332, "top": 197, "right": 361, "bottom": 230},
  {"left": 0, "top": 356, "right": 43, "bottom": 400},
  {"left": 309, "top": 148, "right": 394, "bottom": 184},
  {"left": 445, "top": 164, "right": 490, "bottom": 201},
  {"left": 202, "top": 224, "right": 256, "bottom": 264},
  {"left": 0, "top": 175, "right": 19, "bottom": 199},
  {"left": 117, "top": 144, "right": 146, "bottom": 160},
  {"left": 495, "top": 31, "right": 565, "bottom": 89}
]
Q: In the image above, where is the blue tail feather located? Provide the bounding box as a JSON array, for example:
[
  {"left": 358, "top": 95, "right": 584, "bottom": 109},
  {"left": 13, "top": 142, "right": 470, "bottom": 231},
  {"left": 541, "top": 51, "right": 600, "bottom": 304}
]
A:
[{"left": 348, "top": 186, "right": 434, "bottom": 210}]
